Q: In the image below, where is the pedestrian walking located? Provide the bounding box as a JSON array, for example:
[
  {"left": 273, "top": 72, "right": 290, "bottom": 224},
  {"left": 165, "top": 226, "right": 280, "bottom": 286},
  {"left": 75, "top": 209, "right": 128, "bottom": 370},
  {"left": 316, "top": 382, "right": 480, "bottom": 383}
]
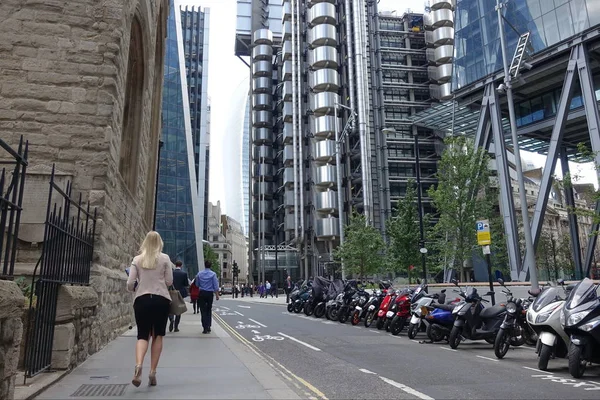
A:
[
  {"left": 271, "top": 280, "right": 278, "bottom": 298},
  {"left": 266, "top": 280, "right": 271, "bottom": 297},
  {"left": 126, "top": 231, "right": 173, "bottom": 388},
  {"left": 195, "top": 260, "right": 220, "bottom": 334},
  {"left": 190, "top": 278, "right": 200, "bottom": 314},
  {"left": 284, "top": 276, "right": 293, "bottom": 303},
  {"left": 169, "top": 260, "right": 189, "bottom": 333}
]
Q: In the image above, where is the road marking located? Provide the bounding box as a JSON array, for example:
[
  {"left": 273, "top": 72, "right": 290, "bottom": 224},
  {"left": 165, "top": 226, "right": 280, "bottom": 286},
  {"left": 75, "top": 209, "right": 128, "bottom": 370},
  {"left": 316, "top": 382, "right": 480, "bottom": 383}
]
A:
[
  {"left": 249, "top": 318, "right": 267, "bottom": 327},
  {"left": 251, "top": 330, "right": 261, "bottom": 334},
  {"left": 213, "top": 313, "right": 328, "bottom": 400},
  {"left": 373, "top": 330, "right": 381, "bottom": 334},
  {"left": 321, "top": 321, "right": 336, "bottom": 325},
  {"left": 235, "top": 324, "right": 261, "bottom": 329},
  {"left": 278, "top": 332, "right": 322, "bottom": 351},
  {"left": 221, "top": 306, "right": 230, "bottom": 310},
  {"left": 234, "top": 311, "right": 244, "bottom": 316},
  {"left": 440, "top": 347, "right": 457, "bottom": 352},
  {"left": 238, "top": 305, "right": 251, "bottom": 309},
  {"left": 354, "top": 326, "right": 361, "bottom": 329},
  {"left": 523, "top": 366, "right": 548, "bottom": 373},
  {"left": 253, "top": 334, "right": 284, "bottom": 342},
  {"left": 359, "top": 368, "right": 376, "bottom": 375},
  {"left": 379, "top": 376, "right": 434, "bottom": 400},
  {"left": 476, "top": 355, "right": 498, "bottom": 362}
]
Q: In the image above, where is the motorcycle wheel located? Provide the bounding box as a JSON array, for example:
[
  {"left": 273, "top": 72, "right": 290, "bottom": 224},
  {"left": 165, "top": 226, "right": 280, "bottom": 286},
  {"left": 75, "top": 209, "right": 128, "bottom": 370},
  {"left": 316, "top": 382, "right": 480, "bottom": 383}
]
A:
[
  {"left": 287, "top": 303, "right": 294, "bottom": 313},
  {"left": 407, "top": 323, "right": 419, "bottom": 339},
  {"left": 390, "top": 316, "right": 405, "bottom": 336},
  {"left": 376, "top": 318, "right": 385, "bottom": 330},
  {"left": 364, "top": 311, "right": 375, "bottom": 328},
  {"left": 338, "top": 308, "right": 349, "bottom": 324},
  {"left": 293, "top": 302, "right": 303, "bottom": 313},
  {"left": 327, "top": 306, "right": 339, "bottom": 321},
  {"left": 426, "top": 324, "right": 445, "bottom": 342},
  {"left": 509, "top": 324, "right": 526, "bottom": 347},
  {"left": 384, "top": 319, "right": 391, "bottom": 332},
  {"left": 314, "top": 304, "right": 326, "bottom": 318},
  {"left": 351, "top": 310, "right": 361, "bottom": 325},
  {"left": 304, "top": 302, "right": 313, "bottom": 316},
  {"left": 568, "top": 343, "right": 587, "bottom": 379},
  {"left": 538, "top": 343, "right": 553, "bottom": 371},
  {"left": 494, "top": 328, "right": 511, "bottom": 359},
  {"left": 449, "top": 326, "right": 462, "bottom": 349}
]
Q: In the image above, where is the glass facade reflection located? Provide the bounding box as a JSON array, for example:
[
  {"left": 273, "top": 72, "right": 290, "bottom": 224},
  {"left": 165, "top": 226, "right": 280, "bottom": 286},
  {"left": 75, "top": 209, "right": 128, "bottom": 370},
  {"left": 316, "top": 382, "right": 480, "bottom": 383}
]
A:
[
  {"left": 453, "top": 0, "right": 600, "bottom": 91},
  {"left": 155, "top": 2, "right": 210, "bottom": 278}
]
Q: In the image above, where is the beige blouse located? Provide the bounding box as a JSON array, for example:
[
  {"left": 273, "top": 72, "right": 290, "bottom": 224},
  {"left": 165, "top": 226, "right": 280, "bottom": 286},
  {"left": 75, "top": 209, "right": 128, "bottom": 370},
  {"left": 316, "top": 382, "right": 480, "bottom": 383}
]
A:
[{"left": 127, "top": 253, "right": 174, "bottom": 301}]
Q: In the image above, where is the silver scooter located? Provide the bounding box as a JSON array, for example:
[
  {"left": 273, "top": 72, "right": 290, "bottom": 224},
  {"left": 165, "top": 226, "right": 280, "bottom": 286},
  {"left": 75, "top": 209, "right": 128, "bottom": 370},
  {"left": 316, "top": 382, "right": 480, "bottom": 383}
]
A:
[{"left": 526, "top": 280, "right": 572, "bottom": 371}]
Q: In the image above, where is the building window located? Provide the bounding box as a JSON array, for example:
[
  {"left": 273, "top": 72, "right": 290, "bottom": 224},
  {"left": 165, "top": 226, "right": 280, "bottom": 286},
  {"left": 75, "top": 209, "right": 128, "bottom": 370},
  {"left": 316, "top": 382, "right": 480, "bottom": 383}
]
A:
[
  {"left": 223, "top": 253, "right": 228, "bottom": 259},
  {"left": 119, "top": 17, "right": 145, "bottom": 193},
  {"left": 223, "top": 272, "right": 227, "bottom": 279},
  {"left": 223, "top": 262, "right": 228, "bottom": 270}
]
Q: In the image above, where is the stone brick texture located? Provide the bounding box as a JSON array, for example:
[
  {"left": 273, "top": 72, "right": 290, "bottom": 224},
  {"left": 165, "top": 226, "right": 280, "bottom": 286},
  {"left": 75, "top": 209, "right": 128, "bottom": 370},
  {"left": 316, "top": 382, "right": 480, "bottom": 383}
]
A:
[
  {"left": 0, "top": 280, "right": 26, "bottom": 400},
  {"left": 0, "top": 0, "right": 169, "bottom": 381}
]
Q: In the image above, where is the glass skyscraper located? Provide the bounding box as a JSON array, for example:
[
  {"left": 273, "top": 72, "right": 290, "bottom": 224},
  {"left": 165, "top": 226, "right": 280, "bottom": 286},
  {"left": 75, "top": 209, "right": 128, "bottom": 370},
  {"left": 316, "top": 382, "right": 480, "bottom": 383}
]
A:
[{"left": 155, "top": 1, "right": 210, "bottom": 278}]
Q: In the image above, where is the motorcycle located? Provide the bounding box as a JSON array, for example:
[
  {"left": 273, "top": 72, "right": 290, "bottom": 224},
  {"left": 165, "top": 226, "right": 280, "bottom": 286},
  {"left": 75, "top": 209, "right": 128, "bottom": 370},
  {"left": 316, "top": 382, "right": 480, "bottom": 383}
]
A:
[
  {"left": 493, "top": 278, "right": 536, "bottom": 358},
  {"left": 290, "top": 281, "right": 312, "bottom": 313},
  {"left": 315, "top": 279, "right": 344, "bottom": 318},
  {"left": 560, "top": 278, "right": 600, "bottom": 378},
  {"left": 304, "top": 277, "right": 331, "bottom": 316},
  {"left": 390, "top": 282, "right": 428, "bottom": 335},
  {"left": 448, "top": 281, "right": 506, "bottom": 349},
  {"left": 376, "top": 288, "right": 398, "bottom": 330},
  {"left": 364, "top": 286, "right": 389, "bottom": 328},
  {"left": 424, "top": 299, "right": 462, "bottom": 342},
  {"left": 406, "top": 289, "right": 447, "bottom": 339},
  {"left": 527, "top": 280, "right": 572, "bottom": 371},
  {"left": 350, "top": 286, "right": 372, "bottom": 325},
  {"left": 338, "top": 281, "right": 361, "bottom": 324}
]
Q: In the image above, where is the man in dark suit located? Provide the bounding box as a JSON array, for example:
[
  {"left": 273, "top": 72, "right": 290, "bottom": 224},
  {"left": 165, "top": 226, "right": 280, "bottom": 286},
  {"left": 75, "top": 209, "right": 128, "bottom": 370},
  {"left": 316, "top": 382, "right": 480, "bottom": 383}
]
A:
[{"left": 169, "top": 260, "right": 189, "bottom": 332}]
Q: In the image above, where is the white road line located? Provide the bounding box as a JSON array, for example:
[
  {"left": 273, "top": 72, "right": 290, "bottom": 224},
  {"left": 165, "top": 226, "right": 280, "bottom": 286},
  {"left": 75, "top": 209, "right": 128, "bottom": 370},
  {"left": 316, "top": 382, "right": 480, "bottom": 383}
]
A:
[
  {"left": 373, "top": 330, "right": 381, "bottom": 334},
  {"left": 277, "top": 332, "right": 322, "bottom": 351},
  {"left": 476, "top": 355, "right": 498, "bottom": 362},
  {"left": 523, "top": 366, "right": 552, "bottom": 373},
  {"left": 238, "top": 305, "right": 251, "bottom": 309},
  {"left": 234, "top": 311, "right": 244, "bottom": 316},
  {"left": 440, "top": 347, "right": 457, "bottom": 352},
  {"left": 248, "top": 318, "right": 267, "bottom": 328},
  {"left": 221, "top": 306, "right": 230, "bottom": 310},
  {"left": 321, "top": 321, "right": 336, "bottom": 325},
  {"left": 359, "top": 368, "right": 376, "bottom": 375},
  {"left": 379, "top": 376, "right": 434, "bottom": 400}
]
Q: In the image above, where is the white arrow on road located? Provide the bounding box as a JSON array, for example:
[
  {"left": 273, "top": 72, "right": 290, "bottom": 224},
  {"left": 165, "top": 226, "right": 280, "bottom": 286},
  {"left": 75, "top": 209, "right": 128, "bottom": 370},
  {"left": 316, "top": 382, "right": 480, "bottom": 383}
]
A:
[{"left": 251, "top": 330, "right": 261, "bottom": 334}]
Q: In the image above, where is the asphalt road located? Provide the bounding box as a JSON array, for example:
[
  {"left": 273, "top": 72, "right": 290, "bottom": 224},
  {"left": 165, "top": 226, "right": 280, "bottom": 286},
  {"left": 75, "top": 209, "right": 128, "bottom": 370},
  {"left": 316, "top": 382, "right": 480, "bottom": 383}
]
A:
[{"left": 214, "top": 299, "right": 600, "bottom": 400}]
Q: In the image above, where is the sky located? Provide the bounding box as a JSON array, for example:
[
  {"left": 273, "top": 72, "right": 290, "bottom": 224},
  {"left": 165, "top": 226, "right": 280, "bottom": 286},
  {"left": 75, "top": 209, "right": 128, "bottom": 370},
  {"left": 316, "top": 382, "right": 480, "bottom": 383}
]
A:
[{"left": 179, "top": 0, "right": 597, "bottom": 222}]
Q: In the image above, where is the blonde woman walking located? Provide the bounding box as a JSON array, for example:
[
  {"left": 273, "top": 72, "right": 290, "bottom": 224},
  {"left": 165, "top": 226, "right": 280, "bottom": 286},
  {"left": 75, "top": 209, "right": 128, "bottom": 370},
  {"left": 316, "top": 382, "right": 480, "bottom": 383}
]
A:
[{"left": 126, "top": 231, "right": 173, "bottom": 387}]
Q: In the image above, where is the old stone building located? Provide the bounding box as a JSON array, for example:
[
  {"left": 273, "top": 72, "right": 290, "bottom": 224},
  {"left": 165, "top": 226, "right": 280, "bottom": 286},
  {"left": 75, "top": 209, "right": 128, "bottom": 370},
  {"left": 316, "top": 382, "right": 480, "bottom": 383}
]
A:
[{"left": 0, "top": 1, "right": 169, "bottom": 397}]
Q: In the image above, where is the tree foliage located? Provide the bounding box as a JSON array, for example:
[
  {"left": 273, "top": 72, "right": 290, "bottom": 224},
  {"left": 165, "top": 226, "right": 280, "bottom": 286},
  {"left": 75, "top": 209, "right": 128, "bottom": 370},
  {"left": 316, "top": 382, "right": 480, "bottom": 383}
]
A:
[
  {"left": 428, "top": 136, "right": 493, "bottom": 281},
  {"left": 334, "top": 212, "right": 386, "bottom": 280},
  {"left": 204, "top": 243, "right": 220, "bottom": 279},
  {"left": 386, "top": 180, "right": 420, "bottom": 282}
]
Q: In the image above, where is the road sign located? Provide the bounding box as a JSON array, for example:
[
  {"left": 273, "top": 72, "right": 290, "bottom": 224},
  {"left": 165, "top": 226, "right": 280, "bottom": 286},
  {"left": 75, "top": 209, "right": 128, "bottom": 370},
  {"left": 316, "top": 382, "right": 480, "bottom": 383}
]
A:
[{"left": 476, "top": 219, "right": 491, "bottom": 246}]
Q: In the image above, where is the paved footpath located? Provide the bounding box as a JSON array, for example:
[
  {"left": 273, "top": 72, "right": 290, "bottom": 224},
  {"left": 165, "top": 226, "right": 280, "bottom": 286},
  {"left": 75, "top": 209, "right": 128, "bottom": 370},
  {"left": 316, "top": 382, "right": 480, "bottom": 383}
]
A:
[{"left": 36, "top": 306, "right": 299, "bottom": 400}]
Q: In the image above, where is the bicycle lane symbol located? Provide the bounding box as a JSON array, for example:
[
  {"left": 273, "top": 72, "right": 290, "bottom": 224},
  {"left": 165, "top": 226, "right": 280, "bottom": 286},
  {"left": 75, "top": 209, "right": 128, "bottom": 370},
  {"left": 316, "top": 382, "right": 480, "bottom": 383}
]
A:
[{"left": 250, "top": 330, "right": 284, "bottom": 342}]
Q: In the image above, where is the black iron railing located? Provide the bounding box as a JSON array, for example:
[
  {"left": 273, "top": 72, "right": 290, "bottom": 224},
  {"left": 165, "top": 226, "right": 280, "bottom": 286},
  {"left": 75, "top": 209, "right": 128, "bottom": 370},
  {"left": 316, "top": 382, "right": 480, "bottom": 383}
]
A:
[
  {"left": 24, "top": 165, "right": 97, "bottom": 379},
  {"left": 0, "top": 135, "right": 28, "bottom": 280}
]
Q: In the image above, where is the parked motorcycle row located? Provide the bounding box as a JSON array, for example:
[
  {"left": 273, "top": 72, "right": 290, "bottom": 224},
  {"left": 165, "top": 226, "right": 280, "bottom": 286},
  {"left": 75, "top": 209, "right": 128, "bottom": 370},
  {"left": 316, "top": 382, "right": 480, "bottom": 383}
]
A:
[{"left": 287, "top": 276, "right": 600, "bottom": 379}]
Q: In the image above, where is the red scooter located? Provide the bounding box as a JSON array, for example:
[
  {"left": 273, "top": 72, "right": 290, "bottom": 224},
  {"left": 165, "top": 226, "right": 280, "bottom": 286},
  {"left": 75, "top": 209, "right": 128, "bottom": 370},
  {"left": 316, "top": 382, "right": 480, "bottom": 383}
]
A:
[
  {"left": 390, "top": 282, "right": 427, "bottom": 335},
  {"left": 376, "top": 289, "right": 398, "bottom": 330}
]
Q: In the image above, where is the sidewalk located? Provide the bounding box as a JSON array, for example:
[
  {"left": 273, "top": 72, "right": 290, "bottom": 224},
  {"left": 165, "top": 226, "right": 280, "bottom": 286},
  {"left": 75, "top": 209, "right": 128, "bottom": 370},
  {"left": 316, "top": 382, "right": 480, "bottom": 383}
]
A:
[
  {"left": 222, "top": 294, "right": 288, "bottom": 305},
  {"left": 34, "top": 308, "right": 299, "bottom": 400}
]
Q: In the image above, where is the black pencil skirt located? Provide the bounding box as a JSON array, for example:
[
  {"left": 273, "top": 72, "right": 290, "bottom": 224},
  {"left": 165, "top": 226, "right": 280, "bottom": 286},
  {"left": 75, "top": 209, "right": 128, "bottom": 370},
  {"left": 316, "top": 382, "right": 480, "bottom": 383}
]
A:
[{"left": 133, "top": 294, "right": 171, "bottom": 340}]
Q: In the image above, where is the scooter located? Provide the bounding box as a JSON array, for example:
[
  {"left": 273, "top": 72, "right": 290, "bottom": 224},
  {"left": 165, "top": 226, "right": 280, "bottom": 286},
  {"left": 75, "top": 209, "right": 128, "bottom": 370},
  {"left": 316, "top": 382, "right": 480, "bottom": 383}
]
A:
[
  {"left": 364, "top": 288, "right": 388, "bottom": 328},
  {"left": 376, "top": 287, "right": 397, "bottom": 330},
  {"left": 424, "top": 300, "right": 462, "bottom": 342},
  {"left": 493, "top": 278, "right": 535, "bottom": 359},
  {"left": 560, "top": 278, "right": 600, "bottom": 378},
  {"left": 315, "top": 279, "right": 344, "bottom": 318},
  {"left": 406, "top": 289, "right": 447, "bottom": 339},
  {"left": 390, "top": 282, "right": 428, "bottom": 336},
  {"left": 351, "top": 287, "right": 373, "bottom": 325},
  {"left": 448, "top": 281, "right": 506, "bottom": 349},
  {"left": 527, "top": 280, "right": 572, "bottom": 371},
  {"left": 338, "top": 281, "right": 360, "bottom": 323}
]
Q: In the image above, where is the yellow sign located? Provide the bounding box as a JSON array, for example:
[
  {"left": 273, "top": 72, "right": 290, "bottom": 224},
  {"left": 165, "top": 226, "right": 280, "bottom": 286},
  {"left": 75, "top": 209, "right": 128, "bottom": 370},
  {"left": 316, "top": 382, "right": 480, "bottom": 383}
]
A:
[{"left": 476, "top": 219, "right": 491, "bottom": 246}]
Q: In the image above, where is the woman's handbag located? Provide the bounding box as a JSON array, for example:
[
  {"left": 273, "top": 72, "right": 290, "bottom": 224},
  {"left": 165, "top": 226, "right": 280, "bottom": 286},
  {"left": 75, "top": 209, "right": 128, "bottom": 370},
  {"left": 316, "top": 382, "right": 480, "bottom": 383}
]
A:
[{"left": 169, "top": 286, "right": 188, "bottom": 316}]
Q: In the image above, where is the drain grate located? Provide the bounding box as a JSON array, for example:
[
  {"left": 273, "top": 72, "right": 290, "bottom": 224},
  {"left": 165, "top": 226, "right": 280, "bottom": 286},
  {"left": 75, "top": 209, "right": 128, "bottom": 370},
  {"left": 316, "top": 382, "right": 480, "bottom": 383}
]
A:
[{"left": 71, "top": 384, "right": 128, "bottom": 397}]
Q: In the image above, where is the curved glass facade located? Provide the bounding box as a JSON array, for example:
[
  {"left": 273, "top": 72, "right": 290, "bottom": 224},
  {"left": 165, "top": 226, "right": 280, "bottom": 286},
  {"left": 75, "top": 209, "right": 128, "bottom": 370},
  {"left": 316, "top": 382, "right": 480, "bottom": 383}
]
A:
[{"left": 453, "top": 0, "right": 600, "bottom": 91}]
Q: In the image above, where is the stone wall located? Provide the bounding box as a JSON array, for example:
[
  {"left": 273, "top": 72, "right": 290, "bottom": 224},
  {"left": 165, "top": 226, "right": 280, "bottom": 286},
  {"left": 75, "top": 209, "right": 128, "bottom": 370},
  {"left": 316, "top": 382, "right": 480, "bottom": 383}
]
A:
[
  {"left": 0, "top": 0, "right": 169, "bottom": 368},
  {"left": 0, "top": 280, "right": 26, "bottom": 400}
]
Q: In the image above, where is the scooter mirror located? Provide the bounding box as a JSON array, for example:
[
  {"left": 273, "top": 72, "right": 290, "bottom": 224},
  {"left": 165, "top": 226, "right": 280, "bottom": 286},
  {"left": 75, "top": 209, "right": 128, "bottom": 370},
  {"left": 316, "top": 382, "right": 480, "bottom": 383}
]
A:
[
  {"left": 441, "top": 289, "right": 446, "bottom": 293},
  {"left": 557, "top": 279, "right": 565, "bottom": 286},
  {"left": 451, "top": 279, "right": 459, "bottom": 286},
  {"left": 497, "top": 278, "right": 504, "bottom": 286}
]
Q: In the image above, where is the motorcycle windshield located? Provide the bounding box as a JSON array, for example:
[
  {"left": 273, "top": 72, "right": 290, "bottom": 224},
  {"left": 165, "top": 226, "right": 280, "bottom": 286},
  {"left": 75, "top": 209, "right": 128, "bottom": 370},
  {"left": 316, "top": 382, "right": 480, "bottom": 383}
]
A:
[
  {"left": 565, "top": 278, "right": 598, "bottom": 310},
  {"left": 532, "top": 287, "right": 561, "bottom": 312}
]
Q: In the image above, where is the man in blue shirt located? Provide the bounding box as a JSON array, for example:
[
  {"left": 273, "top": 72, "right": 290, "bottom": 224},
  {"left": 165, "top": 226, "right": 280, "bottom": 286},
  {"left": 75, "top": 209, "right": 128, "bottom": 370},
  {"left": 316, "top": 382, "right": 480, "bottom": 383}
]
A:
[{"left": 195, "top": 260, "right": 220, "bottom": 334}]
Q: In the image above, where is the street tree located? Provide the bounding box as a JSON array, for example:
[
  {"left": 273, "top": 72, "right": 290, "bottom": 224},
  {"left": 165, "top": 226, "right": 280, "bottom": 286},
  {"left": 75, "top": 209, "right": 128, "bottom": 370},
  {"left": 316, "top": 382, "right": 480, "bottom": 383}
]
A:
[
  {"left": 204, "top": 243, "right": 221, "bottom": 279},
  {"left": 428, "top": 135, "right": 493, "bottom": 282},
  {"left": 334, "top": 212, "right": 386, "bottom": 281},
  {"left": 386, "top": 180, "right": 420, "bottom": 283}
]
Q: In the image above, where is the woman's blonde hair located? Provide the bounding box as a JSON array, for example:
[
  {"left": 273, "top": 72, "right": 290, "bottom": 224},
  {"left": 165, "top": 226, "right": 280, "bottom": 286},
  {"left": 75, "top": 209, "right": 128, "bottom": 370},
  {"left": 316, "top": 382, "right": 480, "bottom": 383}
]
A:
[{"left": 138, "top": 231, "right": 163, "bottom": 269}]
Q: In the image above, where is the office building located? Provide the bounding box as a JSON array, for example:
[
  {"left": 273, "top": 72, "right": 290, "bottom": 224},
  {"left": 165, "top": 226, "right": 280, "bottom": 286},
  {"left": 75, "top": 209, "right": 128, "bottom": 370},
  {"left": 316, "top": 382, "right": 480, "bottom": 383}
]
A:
[
  {"left": 236, "top": 1, "right": 443, "bottom": 282},
  {"left": 155, "top": 2, "right": 210, "bottom": 278},
  {"left": 412, "top": 0, "right": 600, "bottom": 280}
]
